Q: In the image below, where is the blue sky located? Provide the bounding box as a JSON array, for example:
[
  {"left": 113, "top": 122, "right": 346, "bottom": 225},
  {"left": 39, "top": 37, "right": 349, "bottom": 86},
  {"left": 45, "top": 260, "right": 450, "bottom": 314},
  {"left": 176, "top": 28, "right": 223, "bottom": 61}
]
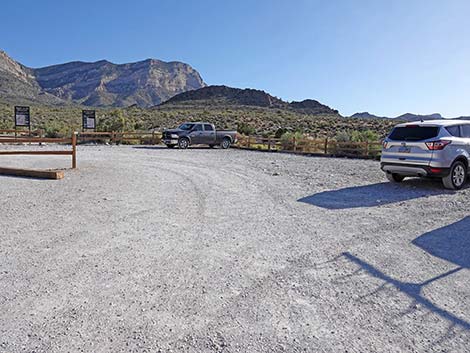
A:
[{"left": 1, "top": 0, "right": 470, "bottom": 117}]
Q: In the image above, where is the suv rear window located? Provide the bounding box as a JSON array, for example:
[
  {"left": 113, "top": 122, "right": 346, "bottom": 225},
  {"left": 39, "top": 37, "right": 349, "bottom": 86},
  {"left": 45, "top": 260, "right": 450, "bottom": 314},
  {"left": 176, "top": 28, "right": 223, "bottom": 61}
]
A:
[{"left": 389, "top": 126, "right": 440, "bottom": 141}]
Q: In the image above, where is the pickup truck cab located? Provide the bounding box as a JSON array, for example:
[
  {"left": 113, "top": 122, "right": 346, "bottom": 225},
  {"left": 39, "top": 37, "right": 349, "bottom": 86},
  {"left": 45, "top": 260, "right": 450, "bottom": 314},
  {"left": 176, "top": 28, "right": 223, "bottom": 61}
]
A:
[{"left": 162, "top": 122, "right": 237, "bottom": 149}]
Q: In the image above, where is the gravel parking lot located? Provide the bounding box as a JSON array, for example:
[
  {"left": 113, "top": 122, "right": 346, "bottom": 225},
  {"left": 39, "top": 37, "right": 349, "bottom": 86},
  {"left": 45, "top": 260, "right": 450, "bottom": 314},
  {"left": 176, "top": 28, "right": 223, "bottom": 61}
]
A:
[{"left": 0, "top": 145, "right": 469, "bottom": 352}]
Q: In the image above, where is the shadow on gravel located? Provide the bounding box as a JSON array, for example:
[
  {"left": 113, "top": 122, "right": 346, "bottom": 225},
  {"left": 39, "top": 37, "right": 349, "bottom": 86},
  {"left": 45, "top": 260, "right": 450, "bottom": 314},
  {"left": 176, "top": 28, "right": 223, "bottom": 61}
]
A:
[
  {"left": 343, "top": 252, "right": 469, "bottom": 330},
  {"left": 299, "top": 179, "right": 451, "bottom": 209},
  {"left": 343, "top": 218, "right": 470, "bottom": 330},
  {"left": 0, "top": 174, "right": 51, "bottom": 181},
  {"left": 412, "top": 217, "right": 470, "bottom": 269}
]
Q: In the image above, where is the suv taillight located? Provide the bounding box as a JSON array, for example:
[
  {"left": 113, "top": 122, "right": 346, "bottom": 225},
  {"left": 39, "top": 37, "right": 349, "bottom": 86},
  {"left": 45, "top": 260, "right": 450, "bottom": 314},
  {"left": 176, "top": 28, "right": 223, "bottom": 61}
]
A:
[
  {"left": 382, "top": 141, "right": 389, "bottom": 149},
  {"left": 425, "top": 140, "right": 451, "bottom": 150}
]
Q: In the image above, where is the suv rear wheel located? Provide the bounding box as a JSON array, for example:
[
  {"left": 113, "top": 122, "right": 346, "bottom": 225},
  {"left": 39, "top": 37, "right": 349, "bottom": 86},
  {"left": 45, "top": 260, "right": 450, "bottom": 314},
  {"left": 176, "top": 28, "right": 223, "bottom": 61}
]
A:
[
  {"left": 386, "top": 173, "right": 405, "bottom": 183},
  {"left": 442, "top": 161, "right": 467, "bottom": 190}
]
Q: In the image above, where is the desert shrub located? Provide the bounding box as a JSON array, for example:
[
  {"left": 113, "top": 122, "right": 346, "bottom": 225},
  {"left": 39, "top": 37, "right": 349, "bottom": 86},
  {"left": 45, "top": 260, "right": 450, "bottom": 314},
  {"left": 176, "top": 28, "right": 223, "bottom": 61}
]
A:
[
  {"left": 334, "top": 129, "right": 379, "bottom": 143},
  {"left": 274, "top": 128, "right": 288, "bottom": 138},
  {"left": 335, "top": 131, "right": 351, "bottom": 142},
  {"left": 237, "top": 122, "right": 256, "bottom": 135},
  {"left": 0, "top": 118, "right": 11, "bottom": 129},
  {"left": 45, "top": 127, "right": 61, "bottom": 138},
  {"left": 43, "top": 120, "right": 70, "bottom": 137},
  {"left": 0, "top": 101, "right": 397, "bottom": 141},
  {"left": 280, "top": 131, "right": 304, "bottom": 150},
  {"left": 351, "top": 130, "right": 379, "bottom": 142},
  {"left": 98, "top": 110, "right": 136, "bottom": 132},
  {"left": 330, "top": 129, "right": 379, "bottom": 156}
]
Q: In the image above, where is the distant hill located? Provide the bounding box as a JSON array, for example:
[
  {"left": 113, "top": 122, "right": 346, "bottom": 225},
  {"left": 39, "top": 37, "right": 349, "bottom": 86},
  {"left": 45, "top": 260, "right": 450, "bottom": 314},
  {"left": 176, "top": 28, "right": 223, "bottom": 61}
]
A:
[
  {"left": 350, "top": 111, "right": 449, "bottom": 122},
  {"left": 350, "top": 112, "right": 387, "bottom": 119},
  {"left": 0, "top": 50, "right": 205, "bottom": 107},
  {"left": 159, "top": 85, "right": 340, "bottom": 116},
  {"left": 160, "top": 85, "right": 286, "bottom": 108},
  {"left": 289, "top": 99, "right": 339, "bottom": 115},
  {"left": 395, "top": 113, "right": 443, "bottom": 121}
]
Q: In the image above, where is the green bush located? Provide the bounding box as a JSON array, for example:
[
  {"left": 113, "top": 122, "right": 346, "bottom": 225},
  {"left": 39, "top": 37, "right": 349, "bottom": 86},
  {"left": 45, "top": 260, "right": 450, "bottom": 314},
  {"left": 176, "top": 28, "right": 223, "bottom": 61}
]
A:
[
  {"left": 352, "top": 130, "right": 379, "bottom": 142},
  {"left": 335, "top": 131, "right": 351, "bottom": 142},
  {"left": 237, "top": 122, "right": 256, "bottom": 135},
  {"left": 43, "top": 120, "right": 71, "bottom": 137},
  {"left": 280, "top": 131, "right": 304, "bottom": 150},
  {"left": 334, "top": 129, "right": 379, "bottom": 143},
  {"left": 274, "top": 128, "right": 287, "bottom": 138},
  {"left": 97, "top": 110, "right": 136, "bottom": 132},
  {"left": 0, "top": 119, "right": 11, "bottom": 129}
]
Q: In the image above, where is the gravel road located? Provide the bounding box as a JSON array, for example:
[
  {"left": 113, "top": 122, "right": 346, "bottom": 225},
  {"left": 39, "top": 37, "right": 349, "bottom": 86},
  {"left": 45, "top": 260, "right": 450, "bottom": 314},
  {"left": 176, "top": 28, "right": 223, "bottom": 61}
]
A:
[{"left": 0, "top": 145, "right": 469, "bottom": 352}]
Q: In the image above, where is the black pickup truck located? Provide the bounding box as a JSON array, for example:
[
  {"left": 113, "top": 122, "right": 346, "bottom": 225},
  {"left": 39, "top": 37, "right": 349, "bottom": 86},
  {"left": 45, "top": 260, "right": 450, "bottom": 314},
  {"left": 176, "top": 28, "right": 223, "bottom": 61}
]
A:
[{"left": 162, "top": 122, "right": 238, "bottom": 149}]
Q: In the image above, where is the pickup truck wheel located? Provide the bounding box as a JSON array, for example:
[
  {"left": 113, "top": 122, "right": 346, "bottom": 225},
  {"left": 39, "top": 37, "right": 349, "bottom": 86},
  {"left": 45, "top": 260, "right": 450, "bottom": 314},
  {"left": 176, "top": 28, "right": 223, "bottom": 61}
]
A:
[
  {"left": 221, "top": 138, "right": 231, "bottom": 149},
  {"left": 386, "top": 172, "right": 405, "bottom": 183},
  {"left": 442, "top": 161, "right": 467, "bottom": 190},
  {"left": 166, "top": 144, "right": 175, "bottom": 148},
  {"left": 178, "top": 138, "right": 189, "bottom": 149}
]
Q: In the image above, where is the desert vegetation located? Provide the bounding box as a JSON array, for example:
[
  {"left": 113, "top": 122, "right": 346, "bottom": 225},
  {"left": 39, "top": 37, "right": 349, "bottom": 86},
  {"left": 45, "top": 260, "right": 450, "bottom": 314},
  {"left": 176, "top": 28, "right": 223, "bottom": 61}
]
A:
[{"left": 0, "top": 101, "right": 397, "bottom": 140}]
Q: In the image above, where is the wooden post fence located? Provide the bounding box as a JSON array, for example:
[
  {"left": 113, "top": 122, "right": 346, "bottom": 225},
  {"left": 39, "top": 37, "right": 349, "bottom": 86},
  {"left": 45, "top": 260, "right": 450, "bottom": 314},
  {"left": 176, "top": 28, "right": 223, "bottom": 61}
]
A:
[
  {"left": 0, "top": 132, "right": 78, "bottom": 170},
  {"left": 72, "top": 132, "right": 77, "bottom": 169},
  {"left": 233, "top": 134, "right": 382, "bottom": 159}
]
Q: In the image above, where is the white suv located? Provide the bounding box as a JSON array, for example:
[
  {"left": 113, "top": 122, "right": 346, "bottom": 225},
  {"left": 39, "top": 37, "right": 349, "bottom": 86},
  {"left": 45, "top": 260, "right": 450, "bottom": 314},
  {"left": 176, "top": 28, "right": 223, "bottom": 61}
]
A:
[{"left": 381, "top": 120, "right": 470, "bottom": 189}]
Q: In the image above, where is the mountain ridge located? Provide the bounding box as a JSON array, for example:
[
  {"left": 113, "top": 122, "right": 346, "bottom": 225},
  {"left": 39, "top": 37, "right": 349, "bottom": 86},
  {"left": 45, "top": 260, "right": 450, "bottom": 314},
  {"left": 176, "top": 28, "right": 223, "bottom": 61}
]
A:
[
  {"left": 2, "top": 50, "right": 469, "bottom": 120},
  {"left": 348, "top": 111, "right": 469, "bottom": 121},
  {"left": 0, "top": 50, "right": 206, "bottom": 107}
]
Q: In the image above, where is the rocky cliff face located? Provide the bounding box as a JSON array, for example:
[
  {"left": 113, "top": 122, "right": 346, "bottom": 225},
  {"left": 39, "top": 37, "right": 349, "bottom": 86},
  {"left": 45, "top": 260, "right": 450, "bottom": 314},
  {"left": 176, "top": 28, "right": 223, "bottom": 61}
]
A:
[
  {"left": 0, "top": 51, "right": 34, "bottom": 83},
  {"left": 0, "top": 50, "right": 65, "bottom": 105},
  {"left": 0, "top": 51, "right": 206, "bottom": 107}
]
